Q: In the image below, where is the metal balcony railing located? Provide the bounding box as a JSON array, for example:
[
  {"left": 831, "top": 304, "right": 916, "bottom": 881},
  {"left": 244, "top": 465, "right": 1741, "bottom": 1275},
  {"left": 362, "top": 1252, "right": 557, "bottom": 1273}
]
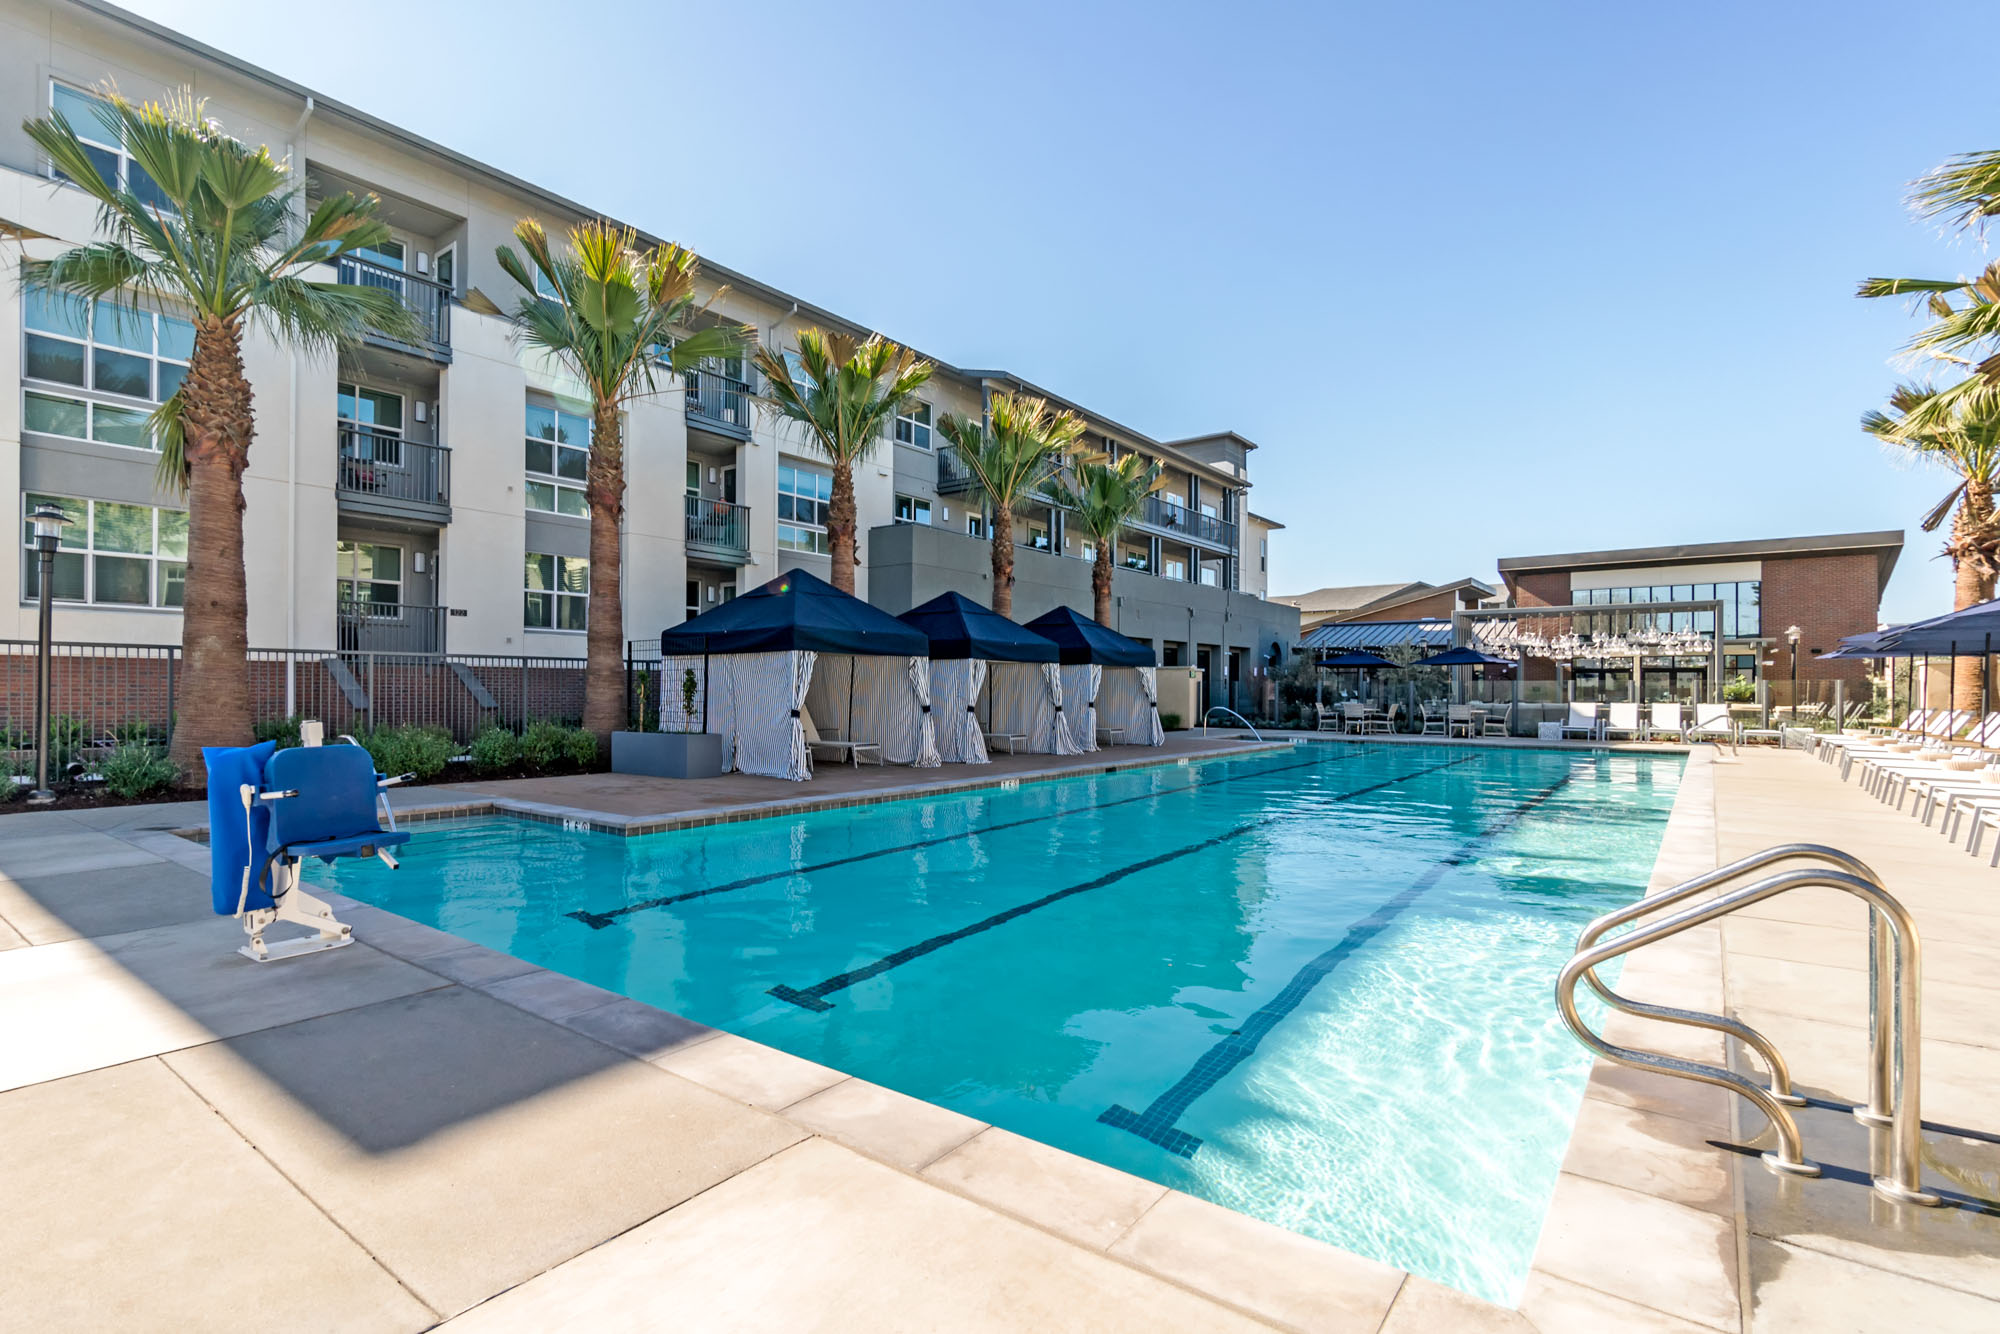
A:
[
  {"left": 683, "top": 367, "right": 752, "bottom": 435},
  {"left": 937, "top": 445, "right": 978, "bottom": 494},
  {"left": 335, "top": 255, "right": 452, "bottom": 351},
  {"left": 337, "top": 428, "right": 451, "bottom": 510},
  {"left": 684, "top": 495, "right": 750, "bottom": 559},
  {"left": 1141, "top": 495, "right": 1236, "bottom": 548},
  {"left": 337, "top": 598, "right": 447, "bottom": 656}
]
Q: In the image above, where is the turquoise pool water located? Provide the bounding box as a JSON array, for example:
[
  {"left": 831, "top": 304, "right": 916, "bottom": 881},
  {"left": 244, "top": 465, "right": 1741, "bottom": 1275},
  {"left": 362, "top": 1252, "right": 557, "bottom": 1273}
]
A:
[{"left": 313, "top": 743, "right": 1681, "bottom": 1303}]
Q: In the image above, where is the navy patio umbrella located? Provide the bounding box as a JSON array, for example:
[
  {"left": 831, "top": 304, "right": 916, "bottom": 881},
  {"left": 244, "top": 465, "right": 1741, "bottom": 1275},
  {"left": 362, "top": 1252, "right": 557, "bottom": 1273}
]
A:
[
  {"left": 1318, "top": 650, "right": 1396, "bottom": 668},
  {"left": 1413, "top": 646, "right": 1516, "bottom": 668}
]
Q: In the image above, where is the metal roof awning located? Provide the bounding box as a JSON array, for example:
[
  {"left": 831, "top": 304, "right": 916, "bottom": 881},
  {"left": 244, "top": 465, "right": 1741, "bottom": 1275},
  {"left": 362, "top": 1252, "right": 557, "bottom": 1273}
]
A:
[{"left": 1299, "top": 620, "right": 1453, "bottom": 652}]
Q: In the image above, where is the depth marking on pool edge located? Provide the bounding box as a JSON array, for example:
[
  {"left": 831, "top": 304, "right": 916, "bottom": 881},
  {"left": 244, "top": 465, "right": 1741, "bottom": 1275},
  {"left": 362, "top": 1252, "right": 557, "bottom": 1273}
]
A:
[
  {"left": 1097, "top": 768, "right": 1579, "bottom": 1158},
  {"left": 563, "top": 748, "right": 1356, "bottom": 930},
  {"left": 766, "top": 755, "right": 1480, "bottom": 1013}
]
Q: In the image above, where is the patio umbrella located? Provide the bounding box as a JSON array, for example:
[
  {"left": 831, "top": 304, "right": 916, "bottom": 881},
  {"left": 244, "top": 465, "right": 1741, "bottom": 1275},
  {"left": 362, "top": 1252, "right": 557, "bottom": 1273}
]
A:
[
  {"left": 1315, "top": 651, "right": 1394, "bottom": 710},
  {"left": 1412, "top": 646, "right": 1516, "bottom": 668}
]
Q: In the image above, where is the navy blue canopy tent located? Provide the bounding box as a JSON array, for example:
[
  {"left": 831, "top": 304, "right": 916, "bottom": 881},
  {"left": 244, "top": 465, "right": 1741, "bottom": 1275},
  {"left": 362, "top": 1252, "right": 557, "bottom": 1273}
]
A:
[
  {"left": 657, "top": 569, "right": 937, "bottom": 779},
  {"left": 1413, "top": 646, "right": 1515, "bottom": 668},
  {"left": 1823, "top": 598, "right": 2000, "bottom": 729},
  {"left": 898, "top": 593, "right": 1061, "bottom": 762},
  {"left": 1318, "top": 650, "right": 1395, "bottom": 668},
  {"left": 1022, "top": 606, "right": 1163, "bottom": 746}
]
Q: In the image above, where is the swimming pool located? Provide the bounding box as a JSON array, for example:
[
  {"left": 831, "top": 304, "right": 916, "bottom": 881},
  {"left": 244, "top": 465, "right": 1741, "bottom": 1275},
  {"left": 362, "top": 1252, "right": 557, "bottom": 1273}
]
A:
[{"left": 314, "top": 743, "right": 1681, "bottom": 1303}]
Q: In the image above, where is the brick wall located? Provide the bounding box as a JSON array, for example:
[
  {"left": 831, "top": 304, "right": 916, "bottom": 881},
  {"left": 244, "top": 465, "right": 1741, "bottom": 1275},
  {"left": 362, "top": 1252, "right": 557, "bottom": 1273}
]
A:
[
  {"left": 1337, "top": 590, "right": 1459, "bottom": 623},
  {"left": 1758, "top": 553, "right": 1879, "bottom": 685},
  {"left": 1506, "top": 573, "right": 1570, "bottom": 680}
]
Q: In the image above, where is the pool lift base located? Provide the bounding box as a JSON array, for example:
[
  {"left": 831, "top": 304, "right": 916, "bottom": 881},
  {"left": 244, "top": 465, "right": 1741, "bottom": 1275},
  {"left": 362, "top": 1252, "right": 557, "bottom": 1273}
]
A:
[{"left": 237, "top": 856, "right": 366, "bottom": 964}]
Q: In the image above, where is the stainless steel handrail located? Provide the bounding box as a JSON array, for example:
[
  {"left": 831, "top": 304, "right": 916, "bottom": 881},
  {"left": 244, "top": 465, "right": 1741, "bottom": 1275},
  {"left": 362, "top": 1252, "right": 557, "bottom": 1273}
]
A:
[
  {"left": 1558, "top": 852, "right": 1940, "bottom": 1206},
  {"left": 1200, "top": 706, "right": 1262, "bottom": 742}
]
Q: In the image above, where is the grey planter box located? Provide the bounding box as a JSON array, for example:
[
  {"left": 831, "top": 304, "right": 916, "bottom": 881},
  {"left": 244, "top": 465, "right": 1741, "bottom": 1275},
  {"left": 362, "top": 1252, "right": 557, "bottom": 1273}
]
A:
[{"left": 611, "top": 731, "right": 724, "bottom": 779}]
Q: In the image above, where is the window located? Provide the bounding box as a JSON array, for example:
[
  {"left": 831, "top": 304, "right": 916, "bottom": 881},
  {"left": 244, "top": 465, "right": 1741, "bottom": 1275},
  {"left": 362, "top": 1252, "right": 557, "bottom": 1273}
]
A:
[
  {"left": 337, "top": 383, "right": 404, "bottom": 465},
  {"left": 895, "top": 400, "right": 932, "bottom": 449},
  {"left": 336, "top": 541, "right": 402, "bottom": 615},
  {"left": 967, "top": 513, "right": 985, "bottom": 539},
  {"left": 23, "top": 290, "right": 192, "bottom": 451},
  {"left": 48, "top": 83, "right": 171, "bottom": 212},
  {"left": 1260, "top": 536, "right": 1268, "bottom": 573},
  {"left": 1163, "top": 555, "right": 1187, "bottom": 582},
  {"left": 1082, "top": 539, "right": 1096, "bottom": 563},
  {"left": 894, "top": 494, "right": 932, "bottom": 525},
  {"left": 525, "top": 552, "right": 588, "bottom": 630},
  {"left": 432, "top": 245, "right": 456, "bottom": 292},
  {"left": 1200, "top": 565, "right": 1219, "bottom": 587},
  {"left": 686, "top": 461, "right": 700, "bottom": 496},
  {"left": 525, "top": 399, "right": 590, "bottom": 516},
  {"left": 778, "top": 463, "right": 832, "bottom": 554},
  {"left": 1122, "top": 545, "right": 1150, "bottom": 572},
  {"left": 21, "top": 493, "right": 186, "bottom": 607},
  {"left": 1026, "top": 524, "right": 1051, "bottom": 551}
]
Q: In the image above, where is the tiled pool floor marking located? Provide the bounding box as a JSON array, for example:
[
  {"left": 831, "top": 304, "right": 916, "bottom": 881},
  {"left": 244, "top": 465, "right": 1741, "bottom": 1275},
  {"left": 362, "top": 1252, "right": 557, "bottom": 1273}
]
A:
[
  {"left": 767, "top": 754, "right": 1480, "bottom": 1014},
  {"left": 1100, "top": 768, "right": 1579, "bottom": 1157},
  {"left": 563, "top": 747, "right": 1357, "bottom": 931}
]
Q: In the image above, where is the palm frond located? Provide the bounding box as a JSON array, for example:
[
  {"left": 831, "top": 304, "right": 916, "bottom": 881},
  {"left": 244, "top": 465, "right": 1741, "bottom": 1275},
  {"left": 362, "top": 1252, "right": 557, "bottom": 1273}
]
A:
[
  {"left": 1910, "top": 148, "right": 2000, "bottom": 233},
  {"left": 148, "top": 390, "right": 189, "bottom": 496},
  {"left": 755, "top": 327, "right": 932, "bottom": 469}
]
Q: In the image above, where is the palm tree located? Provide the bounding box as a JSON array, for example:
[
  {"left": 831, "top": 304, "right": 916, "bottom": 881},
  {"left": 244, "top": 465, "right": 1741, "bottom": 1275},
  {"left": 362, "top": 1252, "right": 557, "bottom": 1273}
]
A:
[
  {"left": 1047, "top": 451, "right": 1163, "bottom": 625},
  {"left": 935, "top": 393, "right": 1085, "bottom": 617},
  {"left": 750, "top": 330, "right": 931, "bottom": 593},
  {"left": 23, "top": 89, "right": 423, "bottom": 779},
  {"left": 1862, "top": 381, "right": 2000, "bottom": 702},
  {"left": 496, "top": 219, "right": 751, "bottom": 748}
]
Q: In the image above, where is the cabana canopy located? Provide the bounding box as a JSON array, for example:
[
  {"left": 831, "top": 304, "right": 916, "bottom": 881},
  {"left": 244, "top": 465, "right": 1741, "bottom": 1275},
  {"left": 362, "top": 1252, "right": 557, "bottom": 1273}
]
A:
[
  {"left": 1318, "top": 650, "right": 1395, "bottom": 668},
  {"left": 898, "top": 592, "right": 1059, "bottom": 662},
  {"left": 1023, "top": 606, "right": 1155, "bottom": 666},
  {"left": 662, "top": 568, "right": 928, "bottom": 657},
  {"left": 1415, "top": 646, "right": 1515, "bottom": 668}
]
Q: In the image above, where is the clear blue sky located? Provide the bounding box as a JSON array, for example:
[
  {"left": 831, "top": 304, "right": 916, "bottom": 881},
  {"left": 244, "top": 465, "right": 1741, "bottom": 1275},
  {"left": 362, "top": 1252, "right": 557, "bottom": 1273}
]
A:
[{"left": 119, "top": 0, "right": 1989, "bottom": 622}]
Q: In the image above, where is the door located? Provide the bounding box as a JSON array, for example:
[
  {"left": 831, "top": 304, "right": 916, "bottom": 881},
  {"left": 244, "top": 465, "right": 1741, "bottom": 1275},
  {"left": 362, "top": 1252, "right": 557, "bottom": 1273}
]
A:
[
  {"left": 685, "top": 580, "right": 700, "bottom": 623},
  {"left": 722, "top": 465, "right": 737, "bottom": 504},
  {"left": 1196, "top": 648, "right": 1213, "bottom": 716}
]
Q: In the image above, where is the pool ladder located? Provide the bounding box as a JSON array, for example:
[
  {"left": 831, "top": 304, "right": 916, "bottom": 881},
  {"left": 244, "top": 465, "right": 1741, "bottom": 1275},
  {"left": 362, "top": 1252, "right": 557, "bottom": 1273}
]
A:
[
  {"left": 1556, "top": 844, "right": 1940, "bottom": 1206},
  {"left": 1200, "top": 706, "right": 1263, "bottom": 742}
]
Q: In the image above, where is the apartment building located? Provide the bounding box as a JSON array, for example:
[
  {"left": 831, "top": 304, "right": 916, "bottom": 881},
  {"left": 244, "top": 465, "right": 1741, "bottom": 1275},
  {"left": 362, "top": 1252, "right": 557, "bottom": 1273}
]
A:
[{"left": 0, "top": 0, "right": 1296, "bottom": 715}]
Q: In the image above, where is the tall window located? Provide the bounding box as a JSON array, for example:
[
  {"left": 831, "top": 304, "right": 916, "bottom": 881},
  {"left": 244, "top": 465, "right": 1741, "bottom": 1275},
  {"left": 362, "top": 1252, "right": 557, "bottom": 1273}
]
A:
[
  {"left": 48, "top": 83, "right": 171, "bottom": 211},
  {"left": 1163, "top": 554, "right": 1188, "bottom": 582},
  {"left": 894, "top": 494, "right": 932, "bottom": 525},
  {"left": 337, "top": 383, "right": 404, "bottom": 465},
  {"left": 23, "top": 290, "right": 192, "bottom": 450},
  {"left": 895, "top": 400, "right": 932, "bottom": 449},
  {"left": 525, "top": 552, "right": 588, "bottom": 630},
  {"left": 778, "top": 463, "right": 831, "bottom": 554},
  {"left": 336, "top": 541, "right": 402, "bottom": 615},
  {"left": 525, "top": 399, "right": 589, "bottom": 516},
  {"left": 967, "top": 513, "right": 986, "bottom": 539},
  {"left": 21, "top": 493, "right": 186, "bottom": 607}
]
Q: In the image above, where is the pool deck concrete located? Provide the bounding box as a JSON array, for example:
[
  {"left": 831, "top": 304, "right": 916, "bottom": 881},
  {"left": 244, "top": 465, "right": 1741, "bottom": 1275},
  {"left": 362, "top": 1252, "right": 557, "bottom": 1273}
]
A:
[{"left": 0, "top": 742, "right": 1994, "bottom": 1330}]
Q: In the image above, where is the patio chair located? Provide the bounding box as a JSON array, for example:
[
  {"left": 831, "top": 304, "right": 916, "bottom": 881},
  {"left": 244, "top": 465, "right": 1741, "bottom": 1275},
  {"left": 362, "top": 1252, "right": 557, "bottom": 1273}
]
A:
[
  {"left": 802, "top": 707, "right": 884, "bottom": 768},
  {"left": 1447, "top": 704, "right": 1475, "bottom": 738},
  {"left": 1646, "top": 702, "right": 1686, "bottom": 741},
  {"left": 1481, "top": 704, "right": 1511, "bottom": 737},
  {"left": 1688, "top": 704, "right": 1736, "bottom": 754},
  {"left": 1343, "top": 701, "right": 1369, "bottom": 735},
  {"left": 1420, "top": 706, "right": 1448, "bottom": 738},
  {"left": 1604, "top": 702, "right": 1641, "bottom": 740},
  {"left": 231, "top": 740, "right": 412, "bottom": 963},
  {"left": 1315, "top": 704, "right": 1340, "bottom": 733},
  {"left": 1559, "top": 703, "right": 1601, "bottom": 740}
]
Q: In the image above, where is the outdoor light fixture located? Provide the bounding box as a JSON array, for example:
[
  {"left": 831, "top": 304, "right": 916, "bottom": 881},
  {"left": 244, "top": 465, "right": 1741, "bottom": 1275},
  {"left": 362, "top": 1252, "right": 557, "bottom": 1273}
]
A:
[
  {"left": 28, "top": 501, "right": 71, "bottom": 805},
  {"left": 1787, "top": 625, "right": 1802, "bottom": 721}
]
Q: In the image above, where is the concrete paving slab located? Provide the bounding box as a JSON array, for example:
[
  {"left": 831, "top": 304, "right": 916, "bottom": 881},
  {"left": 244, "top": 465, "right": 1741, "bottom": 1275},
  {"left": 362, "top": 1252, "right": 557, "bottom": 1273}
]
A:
[
  {"left": 557, "top": 997, "right": 719, "bottom": 1061},
  {"left": 437, "top": 1138, "right": 1280, "bottom": 1333},
  {"left": 1377, "top": 1276, "right": 1530, "bottom": 1332},
  {"left": 1559, "top": 1096, "right": 1736, "bottom": 1215},
  {"left": 409, "top": 941, "right": 541, "bottom": 986},
  {"left": 0, "top": 919, "right": 447, "bottom": 1091},
  {"left": 1530, "top": 1173, "right": 1739, "bottom": 1331},
  {"left": 477, "top": 966, "right": 626, "bottom": 1021},
  {"left": 0, "top": 1058, "right": 434, "bottom": 1333},
  {"left": 924, "top": 1125, "right": 1166, "bottom": 1250},
  {"left": 782, "top": 1077, "right": 986, "bottom": 1172},
  {"left": 1746, "top": 1236, "right": 2000, "bottom": 1333},
  {"left": 0, "top": 829, "right": 163, "bottom": 878},
  {"left": 0, "top": 861, "right": 212, "bottom": 944},
  {"left": 1516, "top": 1271, "right": 1719, "bottom": 1333},
  {"left": 164, "top": 986, "right": 805, "bottom": 1318},
  {"left": 0, "top": 914, "right": 24, "bottom": 950},
  {"left": 1107, "top": 1187, "right": 1406, "bottom": 1334},
  {"left": 650, "top": 1029, "right": 847, "bottom": 1109}
]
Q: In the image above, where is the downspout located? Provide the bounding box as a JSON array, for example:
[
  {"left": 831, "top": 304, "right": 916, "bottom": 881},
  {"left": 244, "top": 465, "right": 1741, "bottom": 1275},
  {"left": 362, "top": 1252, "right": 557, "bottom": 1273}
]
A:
[{"left": 284, "top": 95, "right": 315, "bottom": 712}]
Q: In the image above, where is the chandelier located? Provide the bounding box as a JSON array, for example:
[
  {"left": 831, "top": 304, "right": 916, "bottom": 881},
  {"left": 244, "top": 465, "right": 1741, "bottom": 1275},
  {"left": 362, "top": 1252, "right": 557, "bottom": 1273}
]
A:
[{"left": 1474, "top": 621, "right": 1711, "bottom": 661}]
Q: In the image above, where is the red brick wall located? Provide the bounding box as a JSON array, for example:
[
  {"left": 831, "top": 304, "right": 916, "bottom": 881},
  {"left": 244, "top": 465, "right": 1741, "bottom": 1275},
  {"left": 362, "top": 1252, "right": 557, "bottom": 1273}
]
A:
[
  {"left": 1506, "top": 573, "right": 1571, "bottom": 680},
  {"left": 1758, "top": 553, "right": 1880, "bottom": 685},
  {"left": 1337, "top": 590, "right": 1459, "bottom": 623}
]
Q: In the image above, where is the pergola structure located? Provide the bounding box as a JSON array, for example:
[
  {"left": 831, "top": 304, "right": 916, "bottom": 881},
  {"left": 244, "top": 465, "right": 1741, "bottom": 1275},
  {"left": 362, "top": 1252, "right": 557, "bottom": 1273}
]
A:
[{"left": 1451, "top": 598, "right": 1728, "bottom": 702}]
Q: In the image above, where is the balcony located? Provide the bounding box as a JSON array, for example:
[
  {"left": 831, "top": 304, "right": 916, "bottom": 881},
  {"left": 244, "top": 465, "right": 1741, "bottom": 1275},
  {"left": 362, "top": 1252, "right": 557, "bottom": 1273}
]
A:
[
  {"left": 335, "top": 255, "right": 452, "bottom": 359},
  {"left": 338, "top": 597, "right": 447, "bottom": 656},
  {"left": 685, "top": 495, "right": 751, "bottom": 566},
  {"left": 1138, "top": 495, "right": 1236, "bottom": 550},
  {"left": 936, "top": 445, "right": 978, "bottom": 495},
  {"left": 683, "top": 367, "right": 752, "bottom": 438},
  {"left": 336, "top": 428, "right": 452, "bottom": 524}
]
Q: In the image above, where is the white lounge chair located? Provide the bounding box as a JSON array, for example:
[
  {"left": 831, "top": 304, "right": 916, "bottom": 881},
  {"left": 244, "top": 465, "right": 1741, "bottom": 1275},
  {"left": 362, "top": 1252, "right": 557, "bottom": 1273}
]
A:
[
  {"left": 1559, "top": 703, "right": 1601, "bottom": 740},
  {"left": 802, "top": 707, "right": 883, "bottom": 769},
  {"left": 1646, "top": 702, "right": 1686, "bottom": 741},
  {"left": 1687, "top": 704, "right": 1736, "bottom": 754},
  {"left": 1604, "top": 703, "right": 1641, "bottom": 740}
]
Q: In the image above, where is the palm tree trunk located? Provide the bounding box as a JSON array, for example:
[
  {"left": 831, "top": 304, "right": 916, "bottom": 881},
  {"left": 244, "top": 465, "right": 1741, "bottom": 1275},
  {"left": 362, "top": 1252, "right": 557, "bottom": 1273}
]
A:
[
  {"left": 581, "top": 401, "right": 627, "bottom": 750},
  {"left": 168, "top": 320, "right": 255, "bottom": 782},
  {"left": 990, "top": 509, "right": 1015, "bottom": 617},
  {"left": 1952, "top": 482, "right": 1997, "bottom": 706},
  {"left": 1092, "top": 544, "right": 1114, "bottom": 624},
  {"left": 828, "top": 458, "right": 858, "bottom": 594}
]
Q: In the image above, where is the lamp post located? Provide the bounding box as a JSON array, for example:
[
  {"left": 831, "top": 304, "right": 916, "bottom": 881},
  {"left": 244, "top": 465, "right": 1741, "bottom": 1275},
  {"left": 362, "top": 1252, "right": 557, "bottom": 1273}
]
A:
[
  {"left": 28, "top": 502, "right": 71, "bottom": 804},
  {"left": 1786, "top": 624, "right": 1801, "bottom": 724}
]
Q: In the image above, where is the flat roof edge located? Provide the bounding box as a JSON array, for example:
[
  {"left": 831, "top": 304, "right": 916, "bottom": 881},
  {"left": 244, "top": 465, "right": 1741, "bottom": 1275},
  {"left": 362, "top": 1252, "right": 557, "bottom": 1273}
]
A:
[{"left": 1497, "top": 531, "right": 1906, "bottom": 573}]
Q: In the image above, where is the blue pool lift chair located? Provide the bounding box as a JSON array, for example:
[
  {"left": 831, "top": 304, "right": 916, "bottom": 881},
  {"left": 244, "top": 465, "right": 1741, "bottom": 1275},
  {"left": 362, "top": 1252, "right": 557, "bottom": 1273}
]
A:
[{"left": 234, "top": 741, "right": 413, "bottom": 963}]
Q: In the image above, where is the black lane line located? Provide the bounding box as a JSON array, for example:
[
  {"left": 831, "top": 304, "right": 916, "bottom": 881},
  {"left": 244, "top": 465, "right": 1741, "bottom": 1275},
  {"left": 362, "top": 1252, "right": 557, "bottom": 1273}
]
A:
[
  {"left": 766, "top": 755, "right": 1481, "bottom": 1013},
  {"left": 1099, "top": 768, "right": 1578, "bottom": 1157},
  {"left": 563, "top": 747, "right": 1357, "bottom": 930}
]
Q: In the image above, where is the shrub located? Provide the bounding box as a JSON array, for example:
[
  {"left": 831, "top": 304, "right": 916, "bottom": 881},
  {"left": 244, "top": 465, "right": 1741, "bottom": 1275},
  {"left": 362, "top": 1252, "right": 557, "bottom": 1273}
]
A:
[
  {"left": 1160, "top": 712, "right": 1183, "bottom": 731},
  {"left": 49, "top": 714, "right": 88, "bottom": 774},
  {"left": 519, "top": 719, "right": 568, "bottom": 770},
  {"left": 562, "top": 725, "right": 600, "bottom": 767},
  {"left": 468, "top": 725, "right": 522, "bottom": 775},
  {"left": 356, "top": 724, "right": 459, "bottom": 782},
  {"left": 254, "top": 715, "right": 304, "bottom": 749},
  {"left": 99, "top": 743, "right": 179, "bottom": 799},
  {"left": 1722, "top": 675, "right": 1757, "bottom": 703}
]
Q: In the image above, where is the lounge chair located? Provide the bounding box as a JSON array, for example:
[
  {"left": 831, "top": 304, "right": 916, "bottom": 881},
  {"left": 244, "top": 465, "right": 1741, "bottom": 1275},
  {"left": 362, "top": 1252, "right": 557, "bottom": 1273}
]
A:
[
  {"left": 1646, "top": 702, "right": 1686, "bottom": 741},
  {"left": 1687, "top": 704, "right": 1736, "bottom": 754},
  {"left": 1604, "top": 702, "right": 1641, "bottom": 740},
  {"left": 802, "top": 707, "right": 883, "bottom": 768},
  {"left": 1559, "top": 703, "right": 1601, "bottom": 740}
]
